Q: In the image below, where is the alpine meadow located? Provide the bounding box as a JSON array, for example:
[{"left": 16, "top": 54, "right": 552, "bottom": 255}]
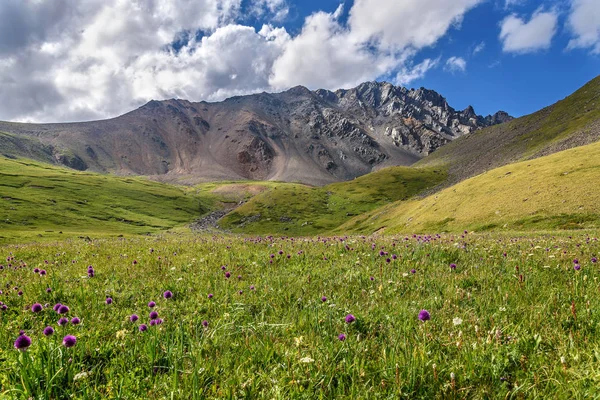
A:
[{"left": 1, "top": 0, "right": 600, "bottom": 398}]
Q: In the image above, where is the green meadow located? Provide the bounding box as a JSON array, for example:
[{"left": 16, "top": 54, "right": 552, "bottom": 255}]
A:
[{"left": 1, "top": 232, "right": 599, "bottom": 398}]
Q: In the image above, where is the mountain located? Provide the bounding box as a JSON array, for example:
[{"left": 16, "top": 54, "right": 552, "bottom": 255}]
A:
[
  {"left": 0, "top": 82, "right": 509, "bottom": 185},
  {"left": 416, "top": 75, "right": 600, "bottom": 188}
]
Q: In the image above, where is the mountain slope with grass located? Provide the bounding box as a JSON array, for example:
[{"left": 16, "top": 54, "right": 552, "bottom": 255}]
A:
[
  {"left": 0, "top": 157, "right": 219, "bottom": 243},
  {"left": 416, "top": 75, "right": 600, "bottom": 188},
  {"left": 338, "top": 139, "right": 600, "bottom": 234},
  {"left": 219, "top": 166, "right": 446, "bottom": 235}
]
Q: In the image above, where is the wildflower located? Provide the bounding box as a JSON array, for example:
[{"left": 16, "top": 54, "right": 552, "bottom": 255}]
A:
[
  {"left": 14, "top": 334, "right": 32, "bottom": 350},
  {"left": 58, "top": 305, "right": 70, "bottom": 314},
  {"left": 338, "top": 333, "right": 346, "bottom": 341},
  {"left": 150, "top": 320, "right": 157, "bottom": 326},
  {"left": 202, "top": 320, "right": 209, "bottom": 327},
  {"left": 58, "top": 317, "right": 68, "bottom": 326},
  {"left": 418, "top": 309, "right": 431, "bottom": 321},
  {"left": 370, "top": 276, "right": 374, "bottom": 281},
  {"left": 71, "top": 317, "right": 81, "bottom": 325},
  {"left": 139, "top": 324, "right": 148, "bottom": 332},
  {"left": 453, "top": 317, "right": 463, "bottom": 326},
  {"left": 250, "top": 285, "right": 255, "bottom": 290},
  {"left": 163, "top": 290, "right": 173, "bottom": 299},
  {"left": 105, "top": 297, "right": 113, "bottom": 305},
  {"left": 450, "top": 263, "right": 457, "bottom": 270},
  {"left": 62, "top": 335, "right": 77, "bottom": 348},
  {"left": 321, "top": 296, "right": 327, "bottom": 302},
  {"left": 148, "top": 301, "right": 156, "bottom": 308},
  {"left": 150, "top": 311, "right": 159, "bottom": 319},
  {"left": 43, "top": 326, "right": 54, "bottom": 336},
  {"left": 299, "top": 357, "right": 314, "bottom": 363},
  {"left": 574, "top": 264, "right": 581, "bottom": 271},
  {"left": 39, "top": 270, "right": 47, "bottom": 276},
  {"left": 345, "top": 314, "right": 356, "bottom": 323},
  {"left": 130, "top": 314, "right": 139, "bottom": 322},
  {"left": 31, "top": 303, "right": 43, "bottom": 313},
  {"left": 225, "top": 272, "right": 231, "bottom": 279},
  {"left": 410, "top": 269, "right": 416, "bottom": 274},
  {"left": 34, "top": 268, "right": 40, "bottom": 273},
  {"left": 208, "top": 293, "right": 214, "bottom": 299},
  {"left": 46, "top": 288, "right": 52, "bottom": 293}
]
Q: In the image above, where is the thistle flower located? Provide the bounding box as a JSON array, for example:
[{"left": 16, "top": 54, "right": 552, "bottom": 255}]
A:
[
  {"left": 345, "top": 314, "right": 356, "bottom": 323},
  {"left": 225, "top": 272, "right": 231, "bottom": 279},
  {"left": 574, "top": 264, "right": 581, "bottom": 271},
  {"left": 321, "top": 296, "right": 327, "bottom": 302},
  {"left": 14, "top": 334, "right": 32, "bottom": 350},
  {"left": 62, "top": 335, "right": 77, "bottom": 348},
  {"left": 450, "top": 263, "right": 457, "bottom": 270},
  {"left": 150, "top": 311, "right": 158, "bottom": 319},
  {"left": 148, "top": 301, "right": 156, "bottom": 308},
  {"left": 31, "top": 303, "right": 43, "bottom": 313},
  {"left": 58, "top": 317, "right": 68, "bottom": 326},
  {"left": 71, "top": 317, "right": 81, "bottom": 325},
  {"left": 53, "top": 303, "right": 62, "bottom": 312},
  {"left": 202, "top": 320, "right": 208, "bottom": 327},
  {"left": 139, "top": 324, "right": 148, "bottom": 332},
  {"left": 208, "top": 293, "right": 214, "bottom": 299},
  {"left": 43, "top": 326, "right": 54, "bottom": 336},
  {"left": 418, "top": 309, "right": 431, "bottom": 321},
  {"left": 130, "top": 314, "right": 139, "bottom": 322},
  {"left": 338, "top": 333, "right": 346, "bottom": 341},
  {"left": 105, "top": 297, "right": 113, "bottom": 305},
  {"left": 58, "top": 305, "right": 70, "bottom": 314},
  {"left": 163, "top": 291, "right": 173, "bottom": 299}
]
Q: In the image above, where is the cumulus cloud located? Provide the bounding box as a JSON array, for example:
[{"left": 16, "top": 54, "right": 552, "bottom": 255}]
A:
[
  {"left": 445, "top": 56, "right": 467, "bottom": 73},
  {"left": 499, "top": 8, "right": 558, "bottom": 54},
  {"left": 0, "top": 0, "right": 484, "bottom": 122},
  {"left": 566, "top": 0, "right": 600, "bottom": 53},
  {"left": 472, "top": 41, "right": 485, "bottom": 55}
]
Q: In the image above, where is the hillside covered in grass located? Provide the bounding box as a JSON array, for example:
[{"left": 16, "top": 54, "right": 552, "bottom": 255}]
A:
[
  {"left": 340, "top": 140, "right": 600, "bottom": 233},
  {"left": 0, "top": 157, "right": 217, "bottom": 243},
  {"left": 416, "top": 75, "right": 600, "bottom": 187},
  {"left": 219, "top": 166, "right": 446, "bottom": 235}
]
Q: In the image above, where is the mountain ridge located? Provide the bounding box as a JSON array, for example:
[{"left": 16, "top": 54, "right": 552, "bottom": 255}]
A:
[{"left": 0, "top": 81, "right": 510, "bottom": 185}]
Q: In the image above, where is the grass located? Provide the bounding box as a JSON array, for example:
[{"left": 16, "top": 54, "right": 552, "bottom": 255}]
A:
[
  {"left": 1, "top": 232, "right": 600, "bottom": 398},
  {"left": 0, "top": 157, "right": 219, "bottom": 244},
  {"left": 219, "top": 166, "right": 447, "bottom": 235},
  {"left": 339, "top": 139, "right": 600, "bottom": 234}
]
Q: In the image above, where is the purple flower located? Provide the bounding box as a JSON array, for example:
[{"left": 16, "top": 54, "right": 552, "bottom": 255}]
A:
[
  {"left": 34, "top": 268, "right": 40, "bottom": 273},
  {"left": 225, "top": 272, "right": 231, "bottom": 279},
  {"left": 148, "top": 301, "right": 156, "bottom": 308},
  {"left": 46, "top": 288, "right": 52, "bottom": 293},
  {"left": 592, "top": 257, "right": 598, "bottom": 263},
  {"left": 43, "top": 326, "right": 54, "bottom": 336},
  {"left": 150, "top": 311, "right": 159, "bottom": 319},
  {"left": 250, "top": 285, "right": 255, "bottom": 291},
  {"left": 150, "top": 319, "right": 157, "bottom": 326},
  {"left": 155, "top": 318, "right": 163, "bottom": 325},
  {"left": 31, "top": 303, "right": 43, "bottom": 313},
  {"left": 105, "top": 297, "right": 113, "bottom": 305},
  {"left": 418, "top": 309, "right": 431, "bottom": 321},
  {"left": 71, "top": 317, "right": 81, "bottom": 325},
  {"left": 370, "top": 276, "right": 374, "bottom": 281},
  {"left": 130, "top": 314, "right": 139, "bottom": 322},
  {"left": 450, "top": 263, "right": 457, "bottom": 270},
  {"left": 574, "top": 264, "right": 581, "bottom": 271},
  {"left": 14, "top": 334, "right": 32, "bottom": 350},
  {"left": 53, "top": 303, "right": 62, "bottom": 312},
  {"left": 410, "top": 269, "right": 416, "bottom": 274},
  {"left": 338, "top": 333, "right": 346, "bottom": 341},
  {"left": 237, "top": 275, "right": 242, "bottom": 280},
  {"left": 62, "top": 335, "right": 77, "bottom": 348},
  {"left": 345, "top": 314, "right": 356, "bottom": 323},
  {"left": 58, "top": 305, "right": 70, "bottom": 314},
  {"left": 39, "top": 270, "right": 46, "bottom": 276},
  {"left": 58, "top": 317, "right": 68, "bottom": 326},
  {"left": 139, "top": 324, "right": 148, "bottom": 332},
  {"left": 202, "top": 320, "right": 209, "bottom": 327},
  {"left": 321, "top": 296, "right": 327, "bottom": 302},
  {"left": 208, "top": 293, "right": 214, "bottom": 299},
  {"left": 163, "top": 290, "right": 173, "bottom": 299}
]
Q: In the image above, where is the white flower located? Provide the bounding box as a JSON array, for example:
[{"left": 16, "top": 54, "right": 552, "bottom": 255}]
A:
[
  {"left": 453, "top": 317, "right": 463, "bottom": 326},
  {"left": 73, "top": 371, "right": 90, "bottom": 381},
  {"left": 299, "top": 357, "right": 314, "bottom": 363}
]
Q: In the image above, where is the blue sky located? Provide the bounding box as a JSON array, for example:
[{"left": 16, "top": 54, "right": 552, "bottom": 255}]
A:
[
  {"left": 0, "top": 0, "right": 598, "bottom": 122},
  {"left": 244, "top": 0, "right": 599, "bottom": 118}
]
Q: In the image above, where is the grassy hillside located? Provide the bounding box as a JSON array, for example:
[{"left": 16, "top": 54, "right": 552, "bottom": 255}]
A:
[
  {"left": 416, "top": 75, "right": 600, "bottom": 187},
  {"left": 339, "top": 140, "right": 600, "bottom": 233},
  {"left": 219, "top": 166, "right": 447, "bottom": 235},
  {"left": 0, "top": 157, "right": 218, "bottom": 243}
]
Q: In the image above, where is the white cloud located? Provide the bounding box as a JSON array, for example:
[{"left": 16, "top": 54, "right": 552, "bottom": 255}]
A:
[
  {"left": 472, "top": 41, "right": 485, "bottom": 54},
  {"left": 445, "top": 56, "right": 467, "bottom": 73},
  {"left": 566, "top": 0, "right": 600, "bottom": 54},
  {"left": 504, "top": 0, "right": 526, "bottom": 9},
  {"left": 499, "top": 8, "right": 558, "bottom": 53},
  {"left": 0, "top": 0, "right": 484, "bottom": 122}
]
